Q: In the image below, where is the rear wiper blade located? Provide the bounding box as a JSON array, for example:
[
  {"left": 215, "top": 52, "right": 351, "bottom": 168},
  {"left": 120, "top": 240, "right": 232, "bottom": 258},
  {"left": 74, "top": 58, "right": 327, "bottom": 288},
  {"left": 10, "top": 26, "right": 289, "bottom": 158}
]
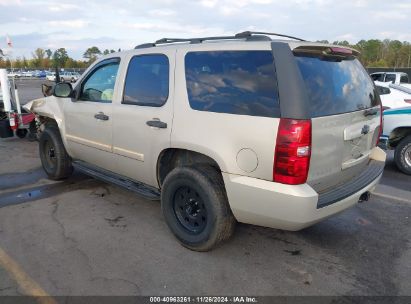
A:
[{"left": 363, "top": 108, "right": 378, "bottom": 116}]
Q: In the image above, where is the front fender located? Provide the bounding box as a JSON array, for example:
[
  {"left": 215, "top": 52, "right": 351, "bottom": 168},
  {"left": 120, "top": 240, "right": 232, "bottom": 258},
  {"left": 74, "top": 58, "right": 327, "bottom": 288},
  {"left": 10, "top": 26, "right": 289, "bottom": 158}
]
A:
[
  {"left": 24, "top": 96, "right": 71, "bottom": 152},
  {"left": 23, "top": 96, "right": 65, "bottom": 128}
]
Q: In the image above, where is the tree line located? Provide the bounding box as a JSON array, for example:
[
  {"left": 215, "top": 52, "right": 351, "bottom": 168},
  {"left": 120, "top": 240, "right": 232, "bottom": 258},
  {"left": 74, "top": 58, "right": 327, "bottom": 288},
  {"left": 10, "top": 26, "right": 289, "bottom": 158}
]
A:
[
  {"left": 317, "top": 39, "right": 411, "bottom": 67},
  {"left": 0, "top": 39, "right": 410, "bottom": 69},
  {"left": 0, "top": 46, "right": 120, "bottom": 70}
]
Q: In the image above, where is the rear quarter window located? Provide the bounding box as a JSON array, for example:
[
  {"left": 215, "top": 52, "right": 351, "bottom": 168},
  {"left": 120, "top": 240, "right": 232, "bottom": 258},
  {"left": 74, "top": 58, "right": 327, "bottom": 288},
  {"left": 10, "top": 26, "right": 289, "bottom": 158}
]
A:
[
  {"left": 400, "top": 75, "right": 409, "bottom": 83},
  {"left": 295, "top": 56, "right": 379, "bottom": 117},
  {"left": 185, "top": 51, "right": 280, "bottom": 118}
]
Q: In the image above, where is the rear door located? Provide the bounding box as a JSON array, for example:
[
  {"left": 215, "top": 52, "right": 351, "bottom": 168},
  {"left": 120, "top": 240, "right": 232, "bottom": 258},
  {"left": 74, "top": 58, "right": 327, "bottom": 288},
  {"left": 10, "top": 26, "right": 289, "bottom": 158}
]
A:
[
  {"left": 293, "top": 49, "right": 381, "bottom": 193},
  {"left": 111, "top": 51, "right": 174, "bottom": 187}
]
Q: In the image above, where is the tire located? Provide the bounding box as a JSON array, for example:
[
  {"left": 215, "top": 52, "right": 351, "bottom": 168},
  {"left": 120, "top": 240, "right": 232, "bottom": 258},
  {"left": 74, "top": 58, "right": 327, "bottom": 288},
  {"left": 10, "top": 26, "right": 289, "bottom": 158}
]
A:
[
  {"left": 60, "top": 77, "right": 65, "bottom": 82},
  {"left": 16, "top": 129, "right": 28, "bottom": 139},
  {"left": 39, "top": 124, "right": 73, "bottom": 180},
  {"left": 71, "top": 78, "right": 75, "bottom": 83},
  {"left": 161, "top": 166, "right": 236, "bottom": 251},
  {"left": 394, "top": 135, "right": 411, "bottom": 175}
]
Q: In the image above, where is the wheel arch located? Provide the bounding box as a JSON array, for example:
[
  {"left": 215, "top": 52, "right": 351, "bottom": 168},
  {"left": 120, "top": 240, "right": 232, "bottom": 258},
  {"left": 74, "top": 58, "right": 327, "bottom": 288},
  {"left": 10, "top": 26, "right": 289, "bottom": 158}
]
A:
[
  {"left": 389, "top": 127, "right": 411, "bottom": 148},
  {"left": 156, "top": 148, "right": 223, "bottom": 188}
]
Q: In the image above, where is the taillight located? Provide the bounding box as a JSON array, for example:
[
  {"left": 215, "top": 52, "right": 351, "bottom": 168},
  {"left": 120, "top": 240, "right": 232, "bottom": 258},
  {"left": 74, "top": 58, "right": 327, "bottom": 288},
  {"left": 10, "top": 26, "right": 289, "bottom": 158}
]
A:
[
  {"left": 405, "top": 99, "right": 411, "bottom": 104},
  {"left": 273, "top": 119, "right": 311, "bottom": 185}
]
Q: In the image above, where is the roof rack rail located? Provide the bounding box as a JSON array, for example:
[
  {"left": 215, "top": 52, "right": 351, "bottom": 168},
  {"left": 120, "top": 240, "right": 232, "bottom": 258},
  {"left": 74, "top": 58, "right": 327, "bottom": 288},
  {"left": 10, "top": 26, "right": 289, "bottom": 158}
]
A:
[
  {"left": 134, "top": 31, "right": 305, "bottom": 49},
  {"left": 235, "top": 31, "right": 305, "bottom": 42}
]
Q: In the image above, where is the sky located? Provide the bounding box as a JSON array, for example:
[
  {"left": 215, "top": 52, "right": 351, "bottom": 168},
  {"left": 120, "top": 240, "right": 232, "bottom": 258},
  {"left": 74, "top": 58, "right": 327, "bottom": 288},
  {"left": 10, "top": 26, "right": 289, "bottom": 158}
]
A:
[{"left": 0, "top": 0, "right": 410, "bottom": 60}]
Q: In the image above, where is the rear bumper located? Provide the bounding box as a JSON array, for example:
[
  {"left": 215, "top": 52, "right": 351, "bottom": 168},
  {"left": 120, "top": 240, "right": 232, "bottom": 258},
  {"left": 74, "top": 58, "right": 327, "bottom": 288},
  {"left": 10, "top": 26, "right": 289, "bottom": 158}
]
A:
[
  {"left": 317, "top": 160, "right": 385, "bottom": 208},
  {"left": 222, "top": 152, "right": 385, "bottom": 231}
]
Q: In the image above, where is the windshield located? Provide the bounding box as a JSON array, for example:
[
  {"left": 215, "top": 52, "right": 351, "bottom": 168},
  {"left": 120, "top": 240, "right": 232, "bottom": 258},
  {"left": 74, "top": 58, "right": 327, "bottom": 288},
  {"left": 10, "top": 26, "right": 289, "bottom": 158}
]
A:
[{"left": 295, "top": 56, "right": 379, "bottom": 117}]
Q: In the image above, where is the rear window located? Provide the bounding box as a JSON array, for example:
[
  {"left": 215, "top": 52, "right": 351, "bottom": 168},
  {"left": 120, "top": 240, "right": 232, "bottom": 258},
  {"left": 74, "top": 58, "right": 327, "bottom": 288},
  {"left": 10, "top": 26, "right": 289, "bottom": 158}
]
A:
[
  {"left": 185, "top": 51, "right": 280, "bottom": 118},
  {"left": 295, "top": 56, "right": 379, "bottom": 117}
]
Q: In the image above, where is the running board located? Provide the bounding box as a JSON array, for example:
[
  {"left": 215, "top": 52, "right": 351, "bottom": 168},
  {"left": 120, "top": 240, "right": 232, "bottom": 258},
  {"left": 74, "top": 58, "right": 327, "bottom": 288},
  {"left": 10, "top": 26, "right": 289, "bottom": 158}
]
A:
[{"left": 72, "top": 161, "right": 160, "bottom": 200}]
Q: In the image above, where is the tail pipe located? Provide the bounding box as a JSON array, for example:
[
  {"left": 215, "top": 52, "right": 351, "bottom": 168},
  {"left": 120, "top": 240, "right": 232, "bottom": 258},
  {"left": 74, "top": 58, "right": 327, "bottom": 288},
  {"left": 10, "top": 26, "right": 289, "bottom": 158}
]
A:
[{"left": 359, "top": 191, "right": 371, "bottom": 203}]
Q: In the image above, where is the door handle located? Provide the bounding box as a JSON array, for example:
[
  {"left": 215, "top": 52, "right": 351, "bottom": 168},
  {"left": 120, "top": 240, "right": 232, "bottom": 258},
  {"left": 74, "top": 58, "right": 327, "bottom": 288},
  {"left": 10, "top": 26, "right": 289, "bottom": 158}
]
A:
[
  {"left": 146, "top": 120, "right": 167, "bottom": 129},
  {"left": 94, "top": 112, "right": 109, "bottom": 121}
]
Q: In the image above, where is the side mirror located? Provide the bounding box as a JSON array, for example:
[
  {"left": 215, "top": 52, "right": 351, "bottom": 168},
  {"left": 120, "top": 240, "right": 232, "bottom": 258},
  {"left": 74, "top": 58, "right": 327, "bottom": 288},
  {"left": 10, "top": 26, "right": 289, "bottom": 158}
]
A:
[
  {"left": 41, "top": 84, "right": 53, "bottom": 97},
  {"left": 53, "top": 82, "right": 73, "bottom": 98}
]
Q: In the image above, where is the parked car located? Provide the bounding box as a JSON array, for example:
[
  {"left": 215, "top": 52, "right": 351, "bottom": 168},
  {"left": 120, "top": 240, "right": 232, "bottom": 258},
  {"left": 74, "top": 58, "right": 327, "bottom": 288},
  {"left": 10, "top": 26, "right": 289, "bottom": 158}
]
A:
[
  {"left": 60, "top": 71, "right": 81, "bottom": 83},
  {"left": 7, "top": 70, "right": 22, "bottom": 78},
  {"left": 34, "top": 70, "right": 47, "bottom": 78},
  {"left": 25, "top": 32, "right": 386, "bottom": 251},
  {"left": 21, "top": 71, "right": 33, "bottom": 78},
  {"left": 376, "top": 83, "right": 411, "bottom": 109},
  {"left": 46, "top": 72, "right": 56, "bottom": 81},
  {"left": 371, "top": 72, "right": 409, "bottom": 85},
  {"left": 379, "top": 106, "right": 411, "bottom": 175}
]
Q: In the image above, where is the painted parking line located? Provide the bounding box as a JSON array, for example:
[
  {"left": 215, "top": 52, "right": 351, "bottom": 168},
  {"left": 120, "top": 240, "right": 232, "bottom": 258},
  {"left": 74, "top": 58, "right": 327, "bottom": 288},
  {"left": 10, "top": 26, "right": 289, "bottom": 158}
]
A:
[
  {"left": 372, "top": 191, "right": 411, "bottom": 204},
  {"left": 0, "top": 247, "right": 56, "bottom": 304}
]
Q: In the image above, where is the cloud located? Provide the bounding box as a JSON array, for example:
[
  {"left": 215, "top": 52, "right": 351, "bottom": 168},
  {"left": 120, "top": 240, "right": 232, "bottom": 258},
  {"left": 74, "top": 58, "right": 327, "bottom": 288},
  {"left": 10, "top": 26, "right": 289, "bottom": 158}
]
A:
[
  {"left": 373, "top": 10, "right": 408, "bottom": 20},
  {"left": 148, "top": 9, "right": 176, "bottom": 17},
  {"left": 0, "top": 0, "right": 22, "bottom": 5},
  {"left": 47, "top": 19, "right": 89, "bottom": 29},
  {"left": 125, "top": 21, "right": 227, "bottom": 36},
  {"left": 0, "top": 0, "right": 410, "bottom": 59},
  {"left": 48, "top": 3, "right": 81, "bottom": 12}
]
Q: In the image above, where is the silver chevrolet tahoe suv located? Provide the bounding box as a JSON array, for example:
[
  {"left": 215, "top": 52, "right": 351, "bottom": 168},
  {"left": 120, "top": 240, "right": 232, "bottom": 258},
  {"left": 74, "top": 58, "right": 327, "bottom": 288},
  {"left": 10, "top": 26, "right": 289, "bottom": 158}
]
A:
[{"left": 25, "top": 31, "right": 386, "bottom": 251}]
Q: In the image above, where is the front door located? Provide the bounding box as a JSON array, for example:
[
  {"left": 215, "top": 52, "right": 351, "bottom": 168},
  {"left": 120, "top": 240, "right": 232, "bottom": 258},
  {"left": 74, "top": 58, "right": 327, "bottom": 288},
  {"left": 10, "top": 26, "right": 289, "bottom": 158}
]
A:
[
  {"left": 112, "top": 51, "right": 174, "bottom": 187},
  {"left": 64, "top": 58, "right": 121, "bottom": 172}
]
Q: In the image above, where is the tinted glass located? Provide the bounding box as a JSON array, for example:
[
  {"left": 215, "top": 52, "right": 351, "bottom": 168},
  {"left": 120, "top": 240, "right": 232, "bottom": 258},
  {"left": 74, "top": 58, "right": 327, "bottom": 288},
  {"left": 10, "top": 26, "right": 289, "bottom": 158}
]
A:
[
  {"left": 185, "top": 51, "right": 280, "bottom": 118},
  {"left": 80, "top": 60, "right": 120, "bottom": 103},
  {"left": 385, "top": 74, "right": 396, "bottom": 83},
  {"left": 400, "top": 75, "right": 409, "bottom": 83},
  {"left": 123, "top": 55, "right": 169, "bottom": 107},
  {"left": 371, "top": 73, "right": 384, "bottom": 81},
  {"left": 295, "top": 56, "right": 379, "bottom": 117},
  {"left": 376, "top": 85, "right": 391, "bottom": 95}
]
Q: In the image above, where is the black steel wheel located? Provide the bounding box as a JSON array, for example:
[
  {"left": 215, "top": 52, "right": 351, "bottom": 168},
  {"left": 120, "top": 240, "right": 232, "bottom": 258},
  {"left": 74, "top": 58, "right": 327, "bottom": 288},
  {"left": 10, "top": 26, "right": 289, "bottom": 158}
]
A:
[
  {"left": 43, "top": 139, "right": 57, "bottom": 170},
  {"left": 39, "top": 123, "right": 73, "bottom": 180},
  {"left": 161, "top": 166, "right": 236, "bottom": 251},
  {"left": 173, "top": 186, "right": 208, "bottom": 234}
]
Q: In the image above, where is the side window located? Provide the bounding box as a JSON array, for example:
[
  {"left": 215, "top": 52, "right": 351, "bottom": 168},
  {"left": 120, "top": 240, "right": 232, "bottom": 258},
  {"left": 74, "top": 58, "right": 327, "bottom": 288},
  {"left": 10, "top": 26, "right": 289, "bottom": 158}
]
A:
[
  {"left": 385, "top": 74, "right": 396, "bottom": 83},
  {"left": 184, "top": 51, "right": 280, "bottom": 118},
  {"left": 400, "top": 75, "right": 409, "bottom": 83},
  {"left": 122, "top": 54, "right": 169, "bottom": 107},
  {"left": 371, "top": 73, "right": 383, "bottom": 81},
  {"left": 80, "top": 59, "right": 120, "bottom": 103}
]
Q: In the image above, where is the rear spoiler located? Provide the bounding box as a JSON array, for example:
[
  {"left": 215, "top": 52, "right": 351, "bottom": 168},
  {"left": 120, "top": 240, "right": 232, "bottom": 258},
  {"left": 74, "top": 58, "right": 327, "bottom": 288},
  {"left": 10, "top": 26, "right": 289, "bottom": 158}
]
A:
[{"left": 293, "top": 45, "right": 360, "bottom": 58}]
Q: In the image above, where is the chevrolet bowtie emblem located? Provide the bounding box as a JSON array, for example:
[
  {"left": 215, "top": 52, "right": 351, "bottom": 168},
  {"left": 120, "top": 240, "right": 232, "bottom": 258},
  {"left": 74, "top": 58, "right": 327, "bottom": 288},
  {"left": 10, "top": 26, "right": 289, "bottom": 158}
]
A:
[{"left": 361, "top": 125, "right": 370, "bottom": 135}]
